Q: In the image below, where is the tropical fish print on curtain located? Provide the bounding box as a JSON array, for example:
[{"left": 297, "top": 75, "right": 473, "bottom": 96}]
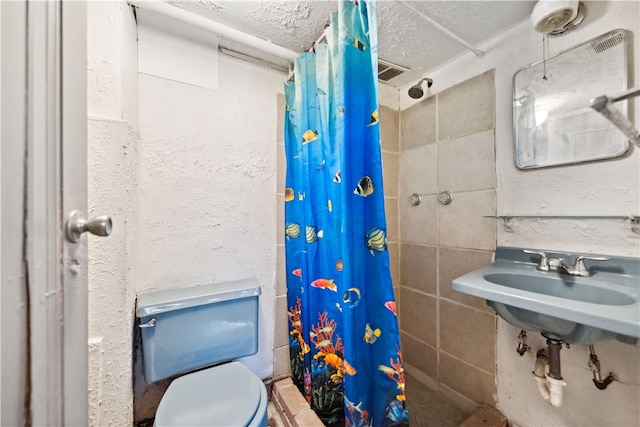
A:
[{"left": 283, "top": 1, "right": 408, "bottom": 426}]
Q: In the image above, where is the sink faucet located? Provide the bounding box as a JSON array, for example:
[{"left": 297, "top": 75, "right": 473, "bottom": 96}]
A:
[
  {"left": 558, "top": 256, "right": 609, "bottom": 277},
  {"left": 523, "top": 250, "right": 609, "bottom": 277}
]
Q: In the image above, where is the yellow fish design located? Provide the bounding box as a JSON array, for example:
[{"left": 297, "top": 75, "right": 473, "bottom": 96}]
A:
[
  {"left": 302, "top": 129, "right": 318, "bottom": 144},
  {"left": 300, "top": 341, "right": 310, "bottom": 356},
  {"left": 353, "top": 39, "right": 366, "bottom": 51},
  {"left": 285, "top": 222, "right": 301, "bottom": 239},
  {"left": 315, "top": 339, "right": 332, "bottom": 349},
  {"left": 298, "top": 191, "right": 305, "bottom": 200},
  {"left": 354, "top": 176, "right": 374, "bottom": 197},
  {"left": 328, "top": 199, "right": 333, "bottom": 212},
  {"left": 318, "top": 326, "right": 334, "bottom": 333},
  {"left": 364, "top": 323, "right": 381, "bottom": 344},
  {"left": 378, "top": 365, "right": 397, "bottom": 376},
  {"left": 368, "top": 109, "right": 379, "bottom": 126},
  {"left": 284, "top": 188, "right": 295, "bottom": 202},
  {"left": 338, "top": 106, "right": 345, "bottom": 116},
  {"left": 305, "top": 225, "right": 318, "bottom": 244},
  {"left": 365, "top": 228, "right": 387, "bottom": 254}
]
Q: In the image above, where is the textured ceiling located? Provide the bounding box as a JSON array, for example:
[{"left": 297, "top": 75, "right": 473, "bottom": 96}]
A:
[{"left": 169, "top": 1, "right": 537, "bottom": 87}]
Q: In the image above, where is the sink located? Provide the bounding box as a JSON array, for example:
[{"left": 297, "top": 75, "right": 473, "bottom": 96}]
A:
[
  {"left": 483, "top": 273, "right": 636, "bottom": 306},
  {"left": 452, "top": 247, "right": 640, "bottom": 345}
]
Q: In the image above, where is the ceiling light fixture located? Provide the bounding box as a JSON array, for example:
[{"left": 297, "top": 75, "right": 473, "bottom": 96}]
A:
[{"left": 531, "top": 0, "right": 585, "bottom": 36}]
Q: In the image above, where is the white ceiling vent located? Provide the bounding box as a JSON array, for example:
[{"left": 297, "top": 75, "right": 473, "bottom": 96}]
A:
[{"left": 378, "top": 59, "right": 411, "bottom": 82}]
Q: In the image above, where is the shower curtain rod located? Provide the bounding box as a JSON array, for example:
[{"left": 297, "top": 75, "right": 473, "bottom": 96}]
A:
[
  {"left": 128, "top": 1, "right": 299, "bottom": 63},
  {"left": 286, "top": 31, "right": 328, "bottom": 82}
]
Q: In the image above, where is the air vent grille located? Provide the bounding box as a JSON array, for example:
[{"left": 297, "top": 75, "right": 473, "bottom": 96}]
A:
[
  {"left": 591, "top": 31, "right": 624, "bottom": 53},
  {"left": 378, "top": 59, "right": 410, "bottom": 82}
]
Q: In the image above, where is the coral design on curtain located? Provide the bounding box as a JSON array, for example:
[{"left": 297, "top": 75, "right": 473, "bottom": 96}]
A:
[{"left": 284, "top": 1, "right": 408, "bottom": 426}]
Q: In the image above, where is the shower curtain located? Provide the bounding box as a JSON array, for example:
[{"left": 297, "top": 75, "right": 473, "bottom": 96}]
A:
[{"left": 284, "top": 1, "right": 408, "bottom": 426}]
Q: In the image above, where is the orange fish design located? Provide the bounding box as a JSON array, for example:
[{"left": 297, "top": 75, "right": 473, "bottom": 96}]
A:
[
  {"left": 335, "top": 260, "right": 343, "bottom": 271},
  {"left": 343, "top": 359, "right": 357, "bottom": 376},
  {"left": 292, "top": 268, "right": 302, "bottom": 277},
  {"left": 385, "top": 301, "right": 397, "bottom": 315},
  {"left": 324, "top": 353, "right": 342, "bottom": 368},
  {"left": 310, "top": 278, "right": 337, "bottom": 292}
]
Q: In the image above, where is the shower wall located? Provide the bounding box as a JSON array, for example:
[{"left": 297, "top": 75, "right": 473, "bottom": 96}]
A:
[{"left": 398, "top": 70, "right": 497, "bottom": 411}]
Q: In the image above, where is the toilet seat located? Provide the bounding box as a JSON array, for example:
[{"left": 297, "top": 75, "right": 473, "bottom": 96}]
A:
[{"left": 155, "top": 361, "right": 267, "bottom": 427}]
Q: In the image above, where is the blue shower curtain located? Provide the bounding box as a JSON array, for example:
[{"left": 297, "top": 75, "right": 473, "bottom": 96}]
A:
[{"left": 284, "top": 1, "right": 408, "bottom": 426}]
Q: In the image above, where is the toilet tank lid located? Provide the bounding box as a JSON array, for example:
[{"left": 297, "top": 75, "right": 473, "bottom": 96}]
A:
[{"left": 136, "top": 278, "right": 261, "bottom": 318}]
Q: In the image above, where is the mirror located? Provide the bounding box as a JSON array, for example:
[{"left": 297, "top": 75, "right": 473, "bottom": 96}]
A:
[{"left": 513, "top": 29, "right": 630, "bottom": 169}]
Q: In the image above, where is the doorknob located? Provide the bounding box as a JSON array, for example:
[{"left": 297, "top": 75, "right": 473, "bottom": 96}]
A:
[{"left": 65, "top": 210, "right": 113, "bottom": 243}]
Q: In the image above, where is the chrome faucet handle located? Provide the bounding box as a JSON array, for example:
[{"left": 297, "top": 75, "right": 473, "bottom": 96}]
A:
[
  {"left": 523, "top": 250, "right": 550, "bottom": 271},
  {"left": 573, "top": 256, "right": 609, "bottom": 276}
]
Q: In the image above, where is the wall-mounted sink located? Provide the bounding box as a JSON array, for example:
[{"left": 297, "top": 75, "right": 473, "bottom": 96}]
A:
[
  {"left": 452, "top": 247, "right": 640, "bottom": 345},
  {"left": 483, "top": 272, "right": 636, "bottom": 306}
]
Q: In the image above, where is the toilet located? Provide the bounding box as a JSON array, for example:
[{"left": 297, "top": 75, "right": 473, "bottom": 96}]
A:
[{"left": 136, "top": 279, "right": 268, "bottom": 427}]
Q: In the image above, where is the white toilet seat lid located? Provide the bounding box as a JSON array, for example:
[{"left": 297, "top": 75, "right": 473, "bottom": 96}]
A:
[{"left": 155, "top": 361, "right": 263, "bottom": 426}]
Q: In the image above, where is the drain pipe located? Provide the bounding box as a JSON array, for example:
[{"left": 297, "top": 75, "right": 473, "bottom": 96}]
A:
[
  {"left": 588, "top": 345, "right": 616, "bottom": 390},
  {"left": 532, "top": 338, "right": 566, "bottom": 407}
]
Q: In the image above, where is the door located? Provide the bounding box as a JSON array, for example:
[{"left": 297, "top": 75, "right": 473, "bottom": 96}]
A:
[{"left": 1, "top": 1, "right": 89, "bottom": 425}]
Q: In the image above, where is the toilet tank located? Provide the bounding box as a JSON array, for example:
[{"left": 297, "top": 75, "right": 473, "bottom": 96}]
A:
[{"left": 136, "top": 279, "right": 261, "bottom": 383}]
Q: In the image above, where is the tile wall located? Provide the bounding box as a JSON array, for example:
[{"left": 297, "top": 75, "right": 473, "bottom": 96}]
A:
[
  {"left": 275, "top": 93, "right": 289, "bottom": 378},
  {"left": 398, "top": 70, "right": 498, "bottom": 409}
]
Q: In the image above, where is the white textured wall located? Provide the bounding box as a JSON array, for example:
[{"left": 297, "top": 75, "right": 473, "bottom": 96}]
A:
[
  {"left": 87, "top": 1, "right": 139, "bottom": 426},
  {"left": 400, "top": 1, "right": 640, "bottom": 426},
  {"left": 137, "top": 54, "right": 283, "bottom": 380}
]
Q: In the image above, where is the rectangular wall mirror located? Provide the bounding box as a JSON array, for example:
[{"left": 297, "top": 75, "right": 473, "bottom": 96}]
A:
[{"left": 513, "top": 29, "right": 631, "bottom": 169}]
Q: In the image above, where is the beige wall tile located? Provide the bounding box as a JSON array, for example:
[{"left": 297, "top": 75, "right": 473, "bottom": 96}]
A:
[
  {"left": 275, "top": 295, "right": 289, "bottom": 348},
  {"left": 401, "top": 332, "right": 438, "bottom": 379},
  {"left": 380, "top": 105, "right": 399, "bottom": 152},
  {"left": 399, "top": 144, "right": 438, "bottom": 197},
  {"left": 382, "top": 152, "right": 399, "bottom": 198},
  {"left": 401, "top": 95, "right": 437, "bottom": 151},
  {"left": 277, "top": 194, "right": 285, "bottom": 245},
  {"left": 399, "top": 288, "right": 437, "bottom": 346},
  {"left": 400, "top": 194, "right": 438, "bottom": 245},
  {"left": 400, "top": 243, "right": 437, "bottom": 296},
  {"left": 276, "top": 244, "right": 287, "bottom": 296},
  {"left": 277, "top": 93, "right": 285, "bottom": 145},
  {"left": 388, "top": 242, "right": 400, "bottom": 289},
  {"left": 439, "top": 247, "right": 494, "bottom": 313},
  {"left": 274, "top": 345, "right": 291, "bottom": 378},
  {"left": 438, "top": 190, "right": 496, "bottom": 250},
  {"left": 385, "top": 198, "right": 399, "bottom": 242},
  {"left": 438, "top": 70, "right": 495, "bottom": 141},
  {"left": 440, "top": 300, "right": 496, "bottom": 373},
  {"left": 438, "top": 130, "right": 495, "bottom": 192},
  {"left": 440, "top": 352, "right": 496, "bottom": 406}
]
